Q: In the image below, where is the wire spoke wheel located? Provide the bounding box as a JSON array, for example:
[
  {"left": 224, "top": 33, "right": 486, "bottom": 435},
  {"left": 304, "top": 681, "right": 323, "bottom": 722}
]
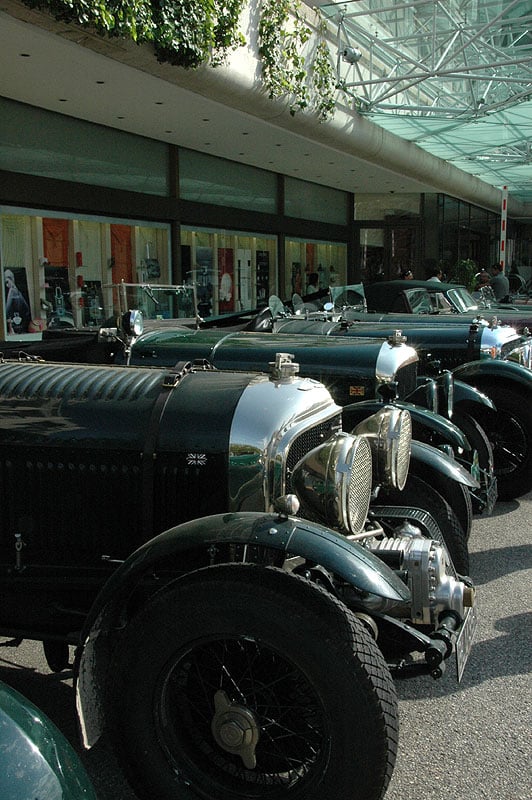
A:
[
  {"left": 478, "top": 388, "right": 532, "bottom": 500},
  {"left": 107, "top": 564, "right": 398, "bottom": 800},
  {"left": 157, "top": 636, "right": 326, "bottom": 791}
]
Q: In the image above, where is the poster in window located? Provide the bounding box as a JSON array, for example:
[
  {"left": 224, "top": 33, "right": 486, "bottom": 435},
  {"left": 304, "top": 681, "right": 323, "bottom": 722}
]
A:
[
  {"left": 291, "top": 261, "right": 302, "bottom": 296},
  {"left": 256, "top": 251, "right": 270, "bottom": 305},
  {"left": 4, "top": 266, "right": 32, "bottom": 335},
  {"left": 237, "top": 249, "right": 251, "bottom": 308},
  {"left": 44, "top": 266, "right": 74, "bottom": 328},
  {"left": 194, "top": 246, "right": 214, "bottom": 317},
  {"left": 218, "top": 248, "right": 234, "bottom": 313}
]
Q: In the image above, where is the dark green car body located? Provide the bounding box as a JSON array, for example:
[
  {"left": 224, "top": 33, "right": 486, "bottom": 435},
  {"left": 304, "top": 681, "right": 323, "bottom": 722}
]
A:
[{"left": 0, "top": 680, "right": 97, "bottom": 800}]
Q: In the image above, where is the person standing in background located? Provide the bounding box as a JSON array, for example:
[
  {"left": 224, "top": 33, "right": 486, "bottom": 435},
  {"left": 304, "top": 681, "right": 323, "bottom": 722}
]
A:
[{"left": 489, "top": 263, "right": 510, "bottom": 301}]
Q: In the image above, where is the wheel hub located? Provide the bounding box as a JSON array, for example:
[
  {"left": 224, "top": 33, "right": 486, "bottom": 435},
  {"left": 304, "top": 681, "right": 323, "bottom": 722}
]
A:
[{"left": 211, "top": 690, "right": 260, "bottom": 769}]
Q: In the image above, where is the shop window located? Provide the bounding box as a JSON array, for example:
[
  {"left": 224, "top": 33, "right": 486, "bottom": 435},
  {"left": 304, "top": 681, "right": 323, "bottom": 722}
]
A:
[
  {"left": 181, "top": 227, "right": 277, "bottom": 316},
  {"left": 1, "top": 215, "right": 34, "bottom": 334},
  {"left": 285, "top": 238, "right": 347, "bottom": 301},
  {"left": 111, "top": 225, "right": 133, "bottom": 285},
  {"left": 1, "top": 207, "right": 169, "bottom": 336},
  {"left": 359, "top": 228, "right": 385, "bottom": 283}
]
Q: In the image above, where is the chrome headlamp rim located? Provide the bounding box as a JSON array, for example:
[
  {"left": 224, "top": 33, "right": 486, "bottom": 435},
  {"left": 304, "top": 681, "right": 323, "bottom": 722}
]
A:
[
  {"left": 352, "top": 407, "right": 412, "bottom": 491},
  {"left": 122, "top": 309, "right": 144, "bottom": 337},
  {"left": 291, "top": 432, "right": 373, "bottom": 536}
]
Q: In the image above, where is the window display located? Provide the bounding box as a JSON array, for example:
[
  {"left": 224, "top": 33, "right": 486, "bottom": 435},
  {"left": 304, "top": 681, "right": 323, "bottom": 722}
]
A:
[
  {"left": 4, "top": 267, "right": 31, "bottom": 334},
  {"left": 0, "top": 208, "right": 169, "bottom": 337},
  {"left": 181, "top": 228, "right": 277, "bottom": 316},
  {"left": 284, "top": 238, "right": 347, "bottom": 301}
]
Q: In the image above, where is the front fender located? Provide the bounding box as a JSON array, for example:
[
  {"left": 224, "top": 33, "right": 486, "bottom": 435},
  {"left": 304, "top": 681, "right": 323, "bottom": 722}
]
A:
[
  {"left": 453, "top": 359, "right": 532, "bottom": 391},
  {"left": 452, "top": 378, "right": 495, "bottom": 410},
  {"left": 410, "top": 440, "right": 479, "bottom": 489},
  {"left": 343, "top": 399, "right": 469, "bottom": 451},
  {"left": 75, "top": 512, "right": 409, "bottom": 747},
  {"left": 87, "top": 513, "right": 410, "bottom": 622}
]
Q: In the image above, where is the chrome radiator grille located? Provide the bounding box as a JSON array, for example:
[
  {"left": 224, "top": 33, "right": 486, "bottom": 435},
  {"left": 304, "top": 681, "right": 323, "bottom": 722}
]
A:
[
  {"left": 395, "top": 361, "right": 418, "bottom": 399},
  {"left": 285, "top": 414, "right": 342, "bottom": 491}
]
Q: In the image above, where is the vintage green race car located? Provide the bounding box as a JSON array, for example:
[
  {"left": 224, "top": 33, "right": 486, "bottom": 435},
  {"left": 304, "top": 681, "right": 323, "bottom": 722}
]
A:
[
  {"left": 0, "top": 357, "right": 477, "bottom": 800},
  {"left": 361, "top": 279, "right": 532, "bottom": 336},
  {"left": 0, "top": 680, "right": 97, "bottom": 800}
]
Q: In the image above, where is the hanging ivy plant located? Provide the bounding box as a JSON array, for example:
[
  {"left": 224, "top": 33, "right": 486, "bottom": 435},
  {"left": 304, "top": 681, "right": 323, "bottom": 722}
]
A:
[
  {"left": 311, "top": 16, "right": 337, "bottom": 121},
  {"left": 152, "top": 0, "right": 213, "bottom": 68},
  {"left": 258, "top": 0, "right": 338, "bottom": 120},
  {"left": 21, "top": 0, "right": 154, "bottom": 40},
  {"left": 21, "top": 0, "right": 338, "bottom": 115},
  {"left": 258, "top": 0, "right": 310, "bottom": 115},
  {"left": 154, "top": 0, "right": 246, "bottom": 68},
  {"left": 21, "top": 0, "right": 245, "bottom": 67}
]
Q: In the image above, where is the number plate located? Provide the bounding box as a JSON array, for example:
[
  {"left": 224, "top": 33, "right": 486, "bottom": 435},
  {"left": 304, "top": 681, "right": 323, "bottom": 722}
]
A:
[{"left": 455, "top": 605, "right": 477, "bottom": 682}]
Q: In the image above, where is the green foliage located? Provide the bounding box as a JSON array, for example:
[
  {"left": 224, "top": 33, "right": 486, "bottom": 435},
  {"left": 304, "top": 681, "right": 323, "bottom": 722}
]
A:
[
  {"left": 449, "top": 258, "right": 478, "bottom": 290},
  {"left": 153, "top": 0, "right": 213, "bottom": 68},
  {"left": 22, "top": 0, "right": 153, "bottom": 39},
  {"left": 312, "top": 18, "right": 337, "bottom": 121},
  {"left": 22, "top": 0, "right": 338, "bottom": 116},
  {"left": 258, "top": 1, "right": 337, "bottom": 120},
  {"left": 22, "top": 0, "right": 245, "bottom": 65}
]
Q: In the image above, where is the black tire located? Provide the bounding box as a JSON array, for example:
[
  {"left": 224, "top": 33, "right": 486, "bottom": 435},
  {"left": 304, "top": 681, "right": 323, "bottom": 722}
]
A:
[
  {"left": 107, "top": 564, "right": 398, "bottom": 800},
  {"left": 43, "top": 640, "right": 70, "bottom": 672},
  {"left": 378, "top": 476, "right": 470, "bottom": 574},
  {"left": 452, "top": 410, "right": 496, "bottom": 517},
  {"left": 477, "top": 387, "right": 532, "bottom": 500},
  {"left": 407, "top": 439, "right": 473, "bottom": 539}
]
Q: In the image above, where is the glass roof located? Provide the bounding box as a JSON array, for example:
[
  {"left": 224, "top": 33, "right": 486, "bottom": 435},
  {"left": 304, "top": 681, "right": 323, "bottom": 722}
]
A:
[{"left": 319, "top": 0, "right": 532, "bottom": 205}]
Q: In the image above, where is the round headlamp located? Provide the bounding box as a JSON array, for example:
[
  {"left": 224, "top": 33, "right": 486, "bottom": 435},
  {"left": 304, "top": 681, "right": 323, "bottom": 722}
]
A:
[
  {"left": 352, "top": 407, "right": 411, "bottom": 491},
  {"left": 121, "top": 309, "right": 144, "bottom": 337},
  {"left": 291, "top": 433, "right": 372, "bottom": 536}
]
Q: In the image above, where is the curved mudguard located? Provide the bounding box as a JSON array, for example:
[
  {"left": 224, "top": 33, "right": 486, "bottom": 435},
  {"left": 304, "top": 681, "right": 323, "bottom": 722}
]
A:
[
  {"left": 452, "top": 378, "right": 495, "bottom": 410},
  {"left": 75, "top": 511, "right": 410, "bottom": 747},
  {"left": 343, "top": 399, "right": 469, "bottom": 451},
  {"left": 410, "top": 439, "right": 479, "bottom": 489},
  {"left": 453, "top": 359, "right": 532, "bottom": 392}
]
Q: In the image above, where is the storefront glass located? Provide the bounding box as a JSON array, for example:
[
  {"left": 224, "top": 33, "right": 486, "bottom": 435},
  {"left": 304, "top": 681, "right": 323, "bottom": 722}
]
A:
[
  {"left": 179, "top": 150, "right": 277, "bottom": 213},
  {"left": 358, "top": 228, "right": 385, "bottom": 283},
  {"left": 180, "top": 227, "right": 278, "bottom": 316},
  {"left": 0, "top": 207, "right": 170, "bottom": 337},
  {"left": 0, "top": 97, "right": 168, "bottom": 195},
  {"left": 354, "top": 194, "right": 421, "bottom": 221},
  {"left": 284, "top": 238, "right": 347, "bottom": 300},
  {"left": 284, "top": 179, "right": 348, "bottom": 225}
]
